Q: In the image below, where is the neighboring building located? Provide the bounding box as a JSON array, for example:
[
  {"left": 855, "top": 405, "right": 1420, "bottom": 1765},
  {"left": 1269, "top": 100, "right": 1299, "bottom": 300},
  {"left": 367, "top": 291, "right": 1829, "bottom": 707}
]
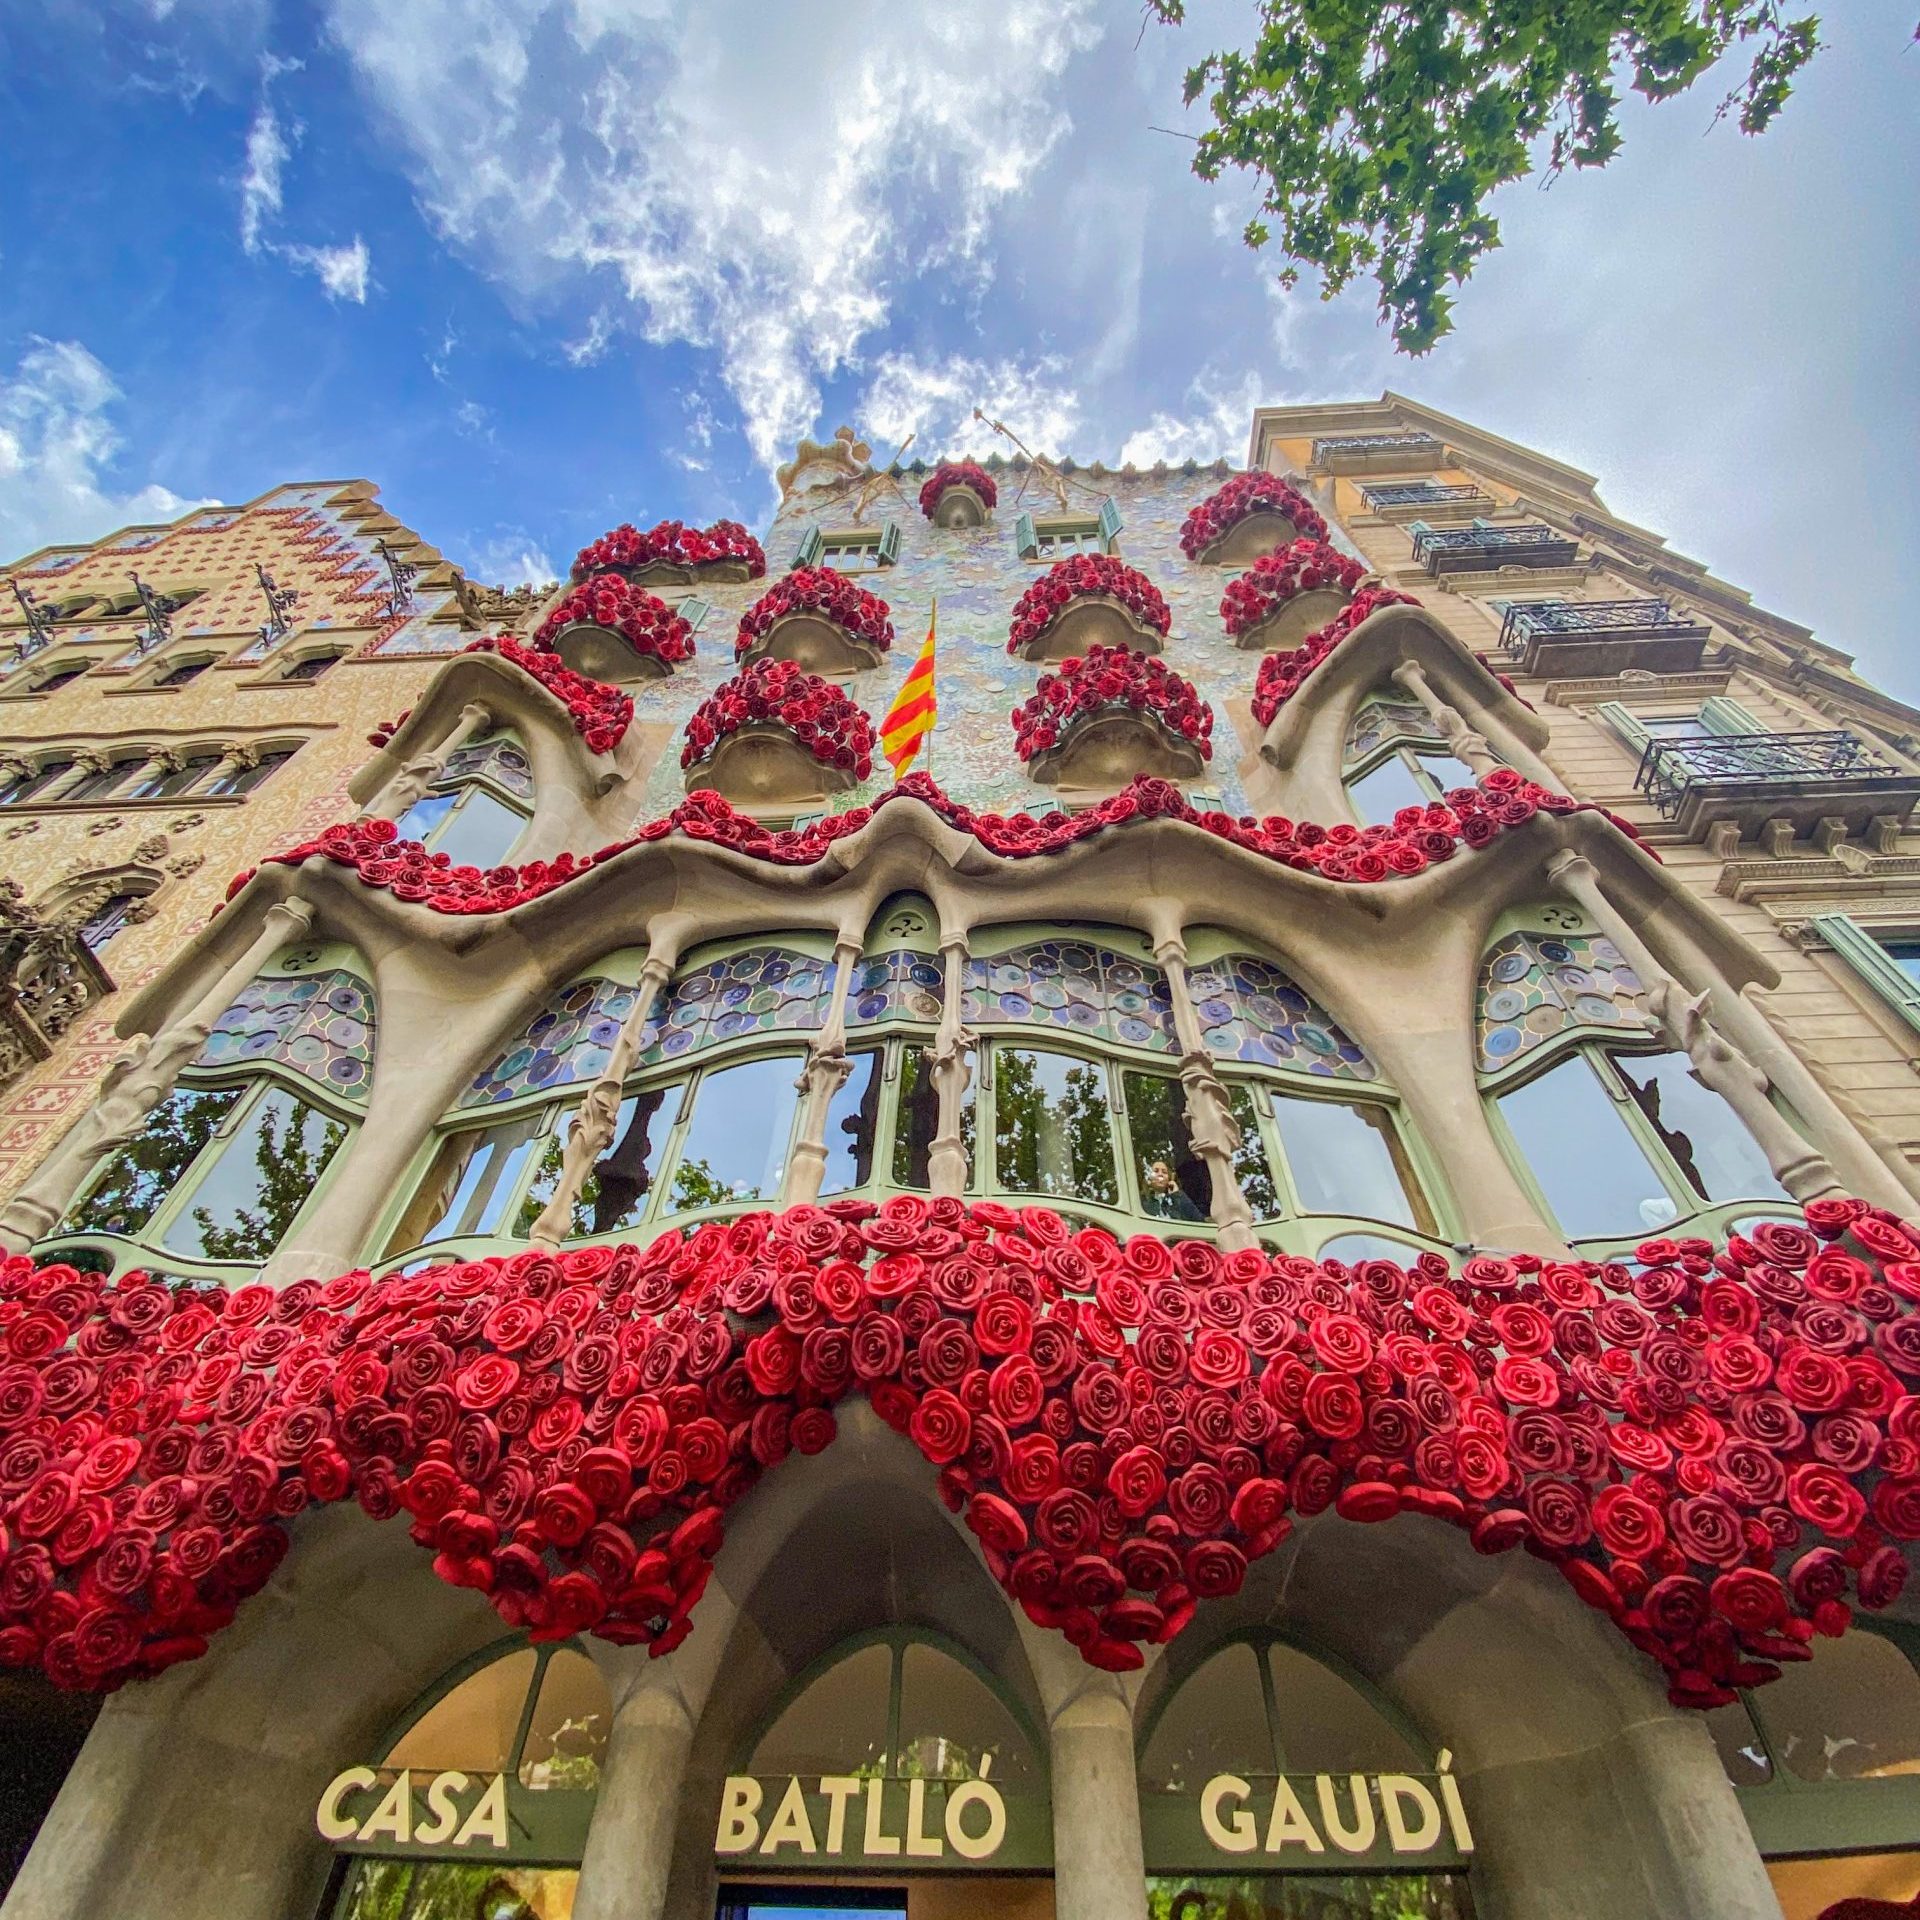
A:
[{"left": 0, "top": 399, "right": 1917, "bottom": 1920}]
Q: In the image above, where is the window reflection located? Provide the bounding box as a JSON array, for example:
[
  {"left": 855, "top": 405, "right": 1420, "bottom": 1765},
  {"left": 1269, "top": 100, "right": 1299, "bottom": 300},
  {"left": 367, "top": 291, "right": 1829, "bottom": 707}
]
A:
[
  {"left": 1612, "top": 1050, "right": 1785, "bottom": 1204},
  {"left": 386, "top": 1650, "right": 537, "bottom": 1774},
  {"left": 897, "top": 1643, "right": 1033, "bottom": 1787},
  {"left": 1124, "top": 1069, "right": 1209, "bottom": 1222},
  {"left": 64, "top": 1085, "right": 241, "bottom": 1236},
  {"left": 1497, "top": 1053, "right": 1675, "bottom": 1238},
  {"left": 517, "top": 1083, "right": 684, "bottom": 1239},
  {"left": 820, "top": 1049, "right": 882, "bottom": 1196},
  {"left": 1752, "top": 1632, "right": 1920, "bottom": 1783},
  {"left": 751, "top": 1644, "right": 892, "bottom": 1779},
  {"left": 1271, "top": 1093, "right": 1426, "bottom": 1229},
  {"left": 993, "top": 1046, "right": 1117, "bottom": 1204},
  {"left": 1706, "top": 1697, "right": 1772, "bottom": 1786},
  {"left": 517, "top": 1649, "right": 610, "bottom": 1792},
  {"left": 891, "top": 1044, "right": 951, "bottom": 1189},
  {"left": 1346, "top": 752, "right": 1431, "bottom": 825},
  {"left": 396, "top": 1113, "right": 547, "bottom": 1252},
  {"left": 1140, "top": 1644, "right": 1270, "bottom": 1791},
  {"left": 669, "top": 1052, "right": 800, "bottom": 1209},
  {"left": 158, "top": 1085, "right": 346, "bottom": 1260},
  {"left": 396, "top": 784, "right": 527, "bottom": 871},
  {"left": 1227, "top": 1083, "right": 1281, "bottom": 1220},
  {"left": 1266, "top": 1644, "right": 1422, "bottom": 1773}
]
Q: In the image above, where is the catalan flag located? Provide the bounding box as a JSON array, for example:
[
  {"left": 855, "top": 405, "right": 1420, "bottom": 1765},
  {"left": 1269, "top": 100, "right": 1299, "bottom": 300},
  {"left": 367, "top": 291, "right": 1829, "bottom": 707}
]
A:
[{"left": 880, "top": 601, "right": 938, "bottom": 778}]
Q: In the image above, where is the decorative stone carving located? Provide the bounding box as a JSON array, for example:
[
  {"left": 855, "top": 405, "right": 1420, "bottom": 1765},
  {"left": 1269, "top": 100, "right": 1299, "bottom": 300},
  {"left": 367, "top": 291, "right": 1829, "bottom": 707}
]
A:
[
  {"left": 85, "top": 817, "right": 125, "bottom": 837},
  {"left": 168, "top": 813, "right": 207, "bottom": 832},
  {"left": 132, "top": 834, "right": 169, "bottom": 863},
  {"left": 0, "top": 880, "right": 114, "bottom": 1094},
  {"left": 166, "top": 853, "right": 205, "bottom": 878}
]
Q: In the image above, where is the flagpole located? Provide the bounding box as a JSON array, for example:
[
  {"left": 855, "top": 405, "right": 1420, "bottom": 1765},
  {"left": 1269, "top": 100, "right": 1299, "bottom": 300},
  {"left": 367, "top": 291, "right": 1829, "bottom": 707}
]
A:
[{"left": 924, "top": 596, "right": 936, "bottom": 789}]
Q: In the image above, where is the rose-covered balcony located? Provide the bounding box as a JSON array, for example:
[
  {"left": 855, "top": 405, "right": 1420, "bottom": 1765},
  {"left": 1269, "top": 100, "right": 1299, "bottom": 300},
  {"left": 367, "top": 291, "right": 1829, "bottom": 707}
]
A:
[
  {"left": 534, "top": 575, "right": 696, "bottom": 684},
  {"left": 1634, "top": 729, "right": 1920, "bottom": 846},
  {"left": 1012, "top": 644, "right": 1212, "bottom": 790},
  {"left": 1220, "top": 539, "right": 1368, "bottom": 651},
  {"left": 1179, "top": 472, "right": 1329, "bottom": 565},
  {"left": 1496, "top": 597, "right": 1712, "bottom": 677},
  {"left": 732, "top": 567, "right": 894, "bottom": 677},
  {"left": 681, "top": 658, "right": 875, "bottom": 808},
  {"left": 1006, "top": 553, "right": 1171, "bottom": 663},
  {"left": 1413, "top": 524, "right": 1579, "bottom": 576},
  {"left": 917, "top": 459, "right": 997, "bottom": 528},
  {"left": 570, "top": 517, "right": 767, "bottom": 590}
]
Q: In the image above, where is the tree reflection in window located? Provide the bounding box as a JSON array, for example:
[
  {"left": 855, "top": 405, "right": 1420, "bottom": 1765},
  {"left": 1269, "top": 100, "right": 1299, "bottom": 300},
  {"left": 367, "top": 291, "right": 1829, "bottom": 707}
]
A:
[
  {"left": 993, "top": 1046, "right": 1117, "bottom": 1204},
  {"left": 516, "top": 1083, "right": 684, "bottom": 1238},
  {"left": 62, "top": 1085, "right": 242, "bottom": 1236},
  {"left": 158, "top": 1086, "right": 346, "bottom": 1260},
  {"left": 1227, "top": 1085, "right": 1281, "bottom": 1220},
  {"left": 669, "top": 1053, "right": 800, "bottom": 1209},
  {"left": 892, "top": 1044, "right": 972, "bottom": 1190}
]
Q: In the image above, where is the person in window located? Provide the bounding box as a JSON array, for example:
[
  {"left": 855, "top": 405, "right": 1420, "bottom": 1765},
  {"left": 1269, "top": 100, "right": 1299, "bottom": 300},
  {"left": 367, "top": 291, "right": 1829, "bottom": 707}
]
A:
[{"left": 1143, "top": 1157, "right": 1204, "bottom": 1221}]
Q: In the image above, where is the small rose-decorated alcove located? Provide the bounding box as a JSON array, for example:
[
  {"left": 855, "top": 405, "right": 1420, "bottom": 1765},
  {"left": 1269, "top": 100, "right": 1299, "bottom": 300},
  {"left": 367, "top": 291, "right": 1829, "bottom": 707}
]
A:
[
  {"left": 918, "top": 460, "right": 998, "bottom": 528},
  {"left": 681, "top": 657, "right": 876, "bottom": 807},
  {"left": 1007, "top": 553, "right": 1172, "bottom": 663},
  {"left": 733, "top": 567, "right": 895, "bottom": 677},
  {"left": 1013, "top": 644, "right": 1213, "bottom": 789},
  {"left": 535, "top": 575, "right": 696, "bottom": 684},
  {"left": 1222, "top": 540, "right": 1370, "bottom": 653},
  {"left": 1180, "top": 473, "right": 1329, "bottom": 565},
  {"left": 571, "top": 518, "right": 767, "bottom": 590}
]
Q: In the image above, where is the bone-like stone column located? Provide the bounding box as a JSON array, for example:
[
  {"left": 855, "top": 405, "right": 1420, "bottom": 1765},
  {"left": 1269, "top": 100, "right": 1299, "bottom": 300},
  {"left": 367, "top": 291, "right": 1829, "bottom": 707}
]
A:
[
  {"left": 1049, "top": 1680, "right": 1149, "bottom": 1920},
  {"left": 785, "top": 935, "right": 862, "bottom": 1204},
  {"left": 0, "top": 895, "right": 316, "bottom": 1252},
  {"left": 1392, "top": 656, "right": 1561, "bottom": 790},
  {"left": 527, "top": 946, "right": 679, "bottom": 1248},
  {"left": 1547, "top": 849, "right": 1913, "bottom": 1210},
  {"left": 1155, "top": 935, "right": 1258, "bottom": 1250},
  {"left": 928, "top": 934, "right": 976, "bottom": 1197},
  {"left": 361, "top": 699, "right": 494, "bottom": 823}
]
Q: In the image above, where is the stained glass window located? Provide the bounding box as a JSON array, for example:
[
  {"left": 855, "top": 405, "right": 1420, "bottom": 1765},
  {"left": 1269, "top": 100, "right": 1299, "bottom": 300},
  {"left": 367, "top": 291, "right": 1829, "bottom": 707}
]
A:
[
  {"left": 963, "top": 940, "right": 1176, "bottom": 1054},
  {"left": 194, "top": 968, "right": 377, "bottom": 1102},
  {"left": 1343, "top": 695, "right": 1440, "bottom": 768},
  {"left": 1476, "top": 927, "right": 1652, "bottom": 1072},
  {"left": 637, "top": 948, "right": 835, "bottom": 1065},
  {"left": 458, "top": 976, "right": 642, "bottom": 1108},
  {"left": 848, "top": 949, "right": 944, "bottom": 1026},
  {"left": 441, "top": 733, "right": 535, "bottom": 799},
  {"left": 1187, "top": 954, "right": 1375, "bottom": 1080}
]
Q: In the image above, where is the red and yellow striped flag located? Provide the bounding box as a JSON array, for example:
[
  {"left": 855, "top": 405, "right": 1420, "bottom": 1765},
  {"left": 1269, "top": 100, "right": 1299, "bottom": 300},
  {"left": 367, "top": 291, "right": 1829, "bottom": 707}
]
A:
[{"left": 880, "top": 602, "right": 937, "bottom": 778}]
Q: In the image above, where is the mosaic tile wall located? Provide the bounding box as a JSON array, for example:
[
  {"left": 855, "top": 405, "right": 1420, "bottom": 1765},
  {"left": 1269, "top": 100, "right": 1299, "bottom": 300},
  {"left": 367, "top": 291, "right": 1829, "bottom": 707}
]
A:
[
  {"left": 1188, "top": 954, "right": 1378, "bottom": 1081},
  {"left": 963, "top": 939, "right": 1178, "bottom": 1054}
]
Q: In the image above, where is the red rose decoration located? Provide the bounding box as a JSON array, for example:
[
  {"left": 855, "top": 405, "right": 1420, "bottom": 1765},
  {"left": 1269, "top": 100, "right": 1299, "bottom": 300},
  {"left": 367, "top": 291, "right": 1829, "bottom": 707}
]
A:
[
  {"left": 681, "top": 658, "right": 876, "bottom": 783},
  {"left": 1220, "top": 539, "right": 1366, "bottom": 643},
  {"left": 918, "top": 461, "right": 998, "bottom": 520},
  {"left": 1011, "top": 645, "right": 1214, "bottom": 769},
  {"left": 1006, "top": 553, "right": 1171, "bottom": 658},
  {"left": 1179, "top": 473, "right": 1328, "bottom": 560},
  {"left": 733, "top": 568, "right": 895, "bottom": 665},
  {"left": 570, "top": 519, "right": 766, "bottom": 582}
]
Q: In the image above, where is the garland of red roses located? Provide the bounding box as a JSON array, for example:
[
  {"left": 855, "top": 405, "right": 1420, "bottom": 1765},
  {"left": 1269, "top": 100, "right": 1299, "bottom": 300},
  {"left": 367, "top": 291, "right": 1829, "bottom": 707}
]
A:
[
  {"left": 1220, "top": 540, "right": 1368, "bottom": 644},
  {"left": 460, "top": 636, "right": 634, "bottom": 757},
  {"left": 226, "top": 769, "right": 1648, "bottom": 918},
  {"left": 918, "top": 461, "right": 999, "bottom": 519},
  {"left": 1180, "top": 473, "right": 1329, "bottom": 560},
  {"left": 733, "top": 567, "right": 895, "bottom": 661},
  {"left": 533, "top": 576, "right": 696, "bottom": 672},
  {"left": 1250, "top": 588, "right": 1425, "bottom": 729},
  {"left": 1008, "top": 553, "right": 1172, "bottom": 657},
  {"left": 681, "top": 658, "right": 876, "bottom": 781},
  {"left": 1, "top": 1198, "right": 1913, "bottom": 1697},
  {"left": 570, "top": 520, "right": 767, "bottom": 582},
  {"left": 1011, "top": 645, "right": 1214, "bottom": 765}
]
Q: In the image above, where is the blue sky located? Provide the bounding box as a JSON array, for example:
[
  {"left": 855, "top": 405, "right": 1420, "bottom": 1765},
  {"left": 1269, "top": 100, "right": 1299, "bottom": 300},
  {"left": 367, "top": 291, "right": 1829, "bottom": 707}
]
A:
[{"left": 1, "top": 2, "right": 1915, "bottom": 692}]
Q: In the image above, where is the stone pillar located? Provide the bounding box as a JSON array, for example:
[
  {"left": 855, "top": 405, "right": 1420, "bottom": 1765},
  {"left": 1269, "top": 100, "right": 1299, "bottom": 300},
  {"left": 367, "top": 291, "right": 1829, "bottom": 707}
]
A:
[
  {"left": 123, "top": 748, "right": 183, "bottom": 797},
  {"left": 928, "top": 934, "right": 976, "bottom": 1197},
  {"left": 528, "top": 947, "right": 678, "bottom": 1248},
  {"left": 786, "top": 935, "right": 861, "bottom": 1204},
  {"left": 570, "top": 1657, "right": 698, "bottom": 1920},
  {"left": 1392, "top": 657, "right": 1561, "bottom": 790},
  {"left": 35, "top": 753, "right": 113, "bottom": 804},
  {"left": 1155, "top": 936, "right": 1257, "bottom": 1249},
  {"left": 0, "top": 895, "right": 316, "bottom": 1252},
  {"left": 206, "top": 746, "right": 259, "bottom": 792},
  {"left": 1547, "top": 849, "right": 1912, "bottom": 1210},
  {"left": 362, "top": 699, "right": 494, "bottom": 823},
  {"left": 1048, "top": 1681, "right": 1148, "bottom": 1920}
]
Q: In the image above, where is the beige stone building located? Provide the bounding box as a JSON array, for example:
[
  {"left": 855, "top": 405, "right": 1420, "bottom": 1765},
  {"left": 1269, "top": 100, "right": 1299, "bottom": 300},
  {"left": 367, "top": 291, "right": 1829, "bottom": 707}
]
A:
[{"left": 0, "top": 400, "right": 1917, "bottom": 1920}]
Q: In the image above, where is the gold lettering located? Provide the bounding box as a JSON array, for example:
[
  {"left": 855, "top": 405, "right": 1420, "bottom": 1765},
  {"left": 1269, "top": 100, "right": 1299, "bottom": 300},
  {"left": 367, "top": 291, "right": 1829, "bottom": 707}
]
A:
[
  {"left": 315, "top": 1767, "right": 376, "bottom": 1842},
  {"left": 416, "top": 1770, "right": 471, "bottom": 1846},
  {"left": 905, "top": 1778, "right": 943, "bottom": 1859},
  {"left": 759, "top": 1777, "right": 819, "bottom": 1855},
  {"left": 357, "top": 1771, "right": 414, "bottom": 1846},
  {"left": 1199, "top": 1774, "right": 1257, "bottom": 1853},
  {"left": 862, "top": 1778, "right": 902, "bottom": 1856},
  {"left": 716, "top": 1777, "right": 764, "bottom": 1854}
]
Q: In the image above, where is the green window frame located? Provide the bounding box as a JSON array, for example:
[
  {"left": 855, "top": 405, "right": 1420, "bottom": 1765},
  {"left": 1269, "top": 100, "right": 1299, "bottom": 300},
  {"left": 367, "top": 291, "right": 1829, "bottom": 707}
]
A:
[
  {"left": 1342, "top": 738, "right": 1485, "bottom": 826},
  {"left": 1810, "top": 912, "right": 1920, "bottom": 1037},
  {"left": 1598, "top": 692, "right": 1762, "bottom": 753},
  {"left": 798, "top": 524, "right": 899, "bottom": 574},
  {"left": 1015, "top": 503, "right": 1118, "bottom": 561},
  {"left": 394, "top": 779, "right": 531, "bottom": 871}
]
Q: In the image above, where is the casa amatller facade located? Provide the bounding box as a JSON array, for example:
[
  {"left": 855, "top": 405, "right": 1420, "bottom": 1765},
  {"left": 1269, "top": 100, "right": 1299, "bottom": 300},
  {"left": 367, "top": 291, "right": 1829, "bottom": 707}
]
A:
[{"left": 1, "top": 399, "right": 1919, "bottom": 1920}]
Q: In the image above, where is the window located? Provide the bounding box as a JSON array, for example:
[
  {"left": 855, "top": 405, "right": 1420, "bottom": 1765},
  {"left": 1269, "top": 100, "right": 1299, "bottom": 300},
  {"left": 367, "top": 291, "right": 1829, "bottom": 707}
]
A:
[
  {"left": 151, "top": 657, "right": 210, "bottom": 688},
  {"left": 78, "top": 891, "right": 142, "bottom": 951},
  {"left": 62, "top": 757, "right": 146, "bottom": 802},
  {"left": 992, "top": 1045, "right": 1120, "bottom": 1204},
  {"left": 1346, "top": 744, "right": 1482, "bottom": 824},
  {"left": 282, "top": 651, "right": 342, "bottom": 681},
  {"left": 0, "top": 759, "right": 74, "bottom": 804},
  {"left": 395, "top": 781, "right": 528, "bottom": 870},
  {"left": 891, "top": 1042, "right": 972, "bottom": 1190},
  {"left": 1269, "top": 1091, "right": 1426, "bottom": 1229},
  {"left": 794, "top": 524, "right": 901, "bottom": 572},
  {"left": 128, "top": 753, "right": 221, "bottom": 799},
  {"left": 205, "top": 748, "right": 294, "bottom": 796},
  {"left": 1015, "top": 498, "right": 1122, "bottom": 559},
  {"left": 30, "top": 663, "right": 88, "bottom": 692},
  {"left": 1810, "top": 912, "right": 1920, "bottom": 1038}
]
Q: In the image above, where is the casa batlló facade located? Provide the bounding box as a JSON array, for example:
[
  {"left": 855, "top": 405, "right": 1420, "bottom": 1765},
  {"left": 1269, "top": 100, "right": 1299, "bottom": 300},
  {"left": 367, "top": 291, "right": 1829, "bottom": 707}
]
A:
[{"left": 1, "top": 398, "right": 1919, "bottom": 1920}]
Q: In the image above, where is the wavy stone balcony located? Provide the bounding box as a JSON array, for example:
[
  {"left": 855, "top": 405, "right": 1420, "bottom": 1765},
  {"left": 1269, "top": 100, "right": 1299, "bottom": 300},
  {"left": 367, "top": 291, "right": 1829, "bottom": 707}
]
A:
[
  {"left": 1497, "top": 598, "right": 1711, "bottom": 677},
  {"left": 1413, "top": 524, "right": 1579, "bottom": 576},
  {"left": 1635, "top": 729, "right": 1920, "bottom": 845}
]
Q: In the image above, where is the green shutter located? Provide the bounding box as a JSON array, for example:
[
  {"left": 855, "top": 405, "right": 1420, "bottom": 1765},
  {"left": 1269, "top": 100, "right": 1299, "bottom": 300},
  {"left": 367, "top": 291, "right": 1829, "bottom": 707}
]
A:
[
  {"left": 877, "top": 521, "right": 901, "bottom": 566},
  {"left": 1597, "top": 702, "right": 1652, "bottom": 751},
  {"left": 1097, "top": 497, "right": 1123, "bottom": 548},
  {"left": 792, "top": 527, "right": 823, "bottom": 570},
  {"left": 1406, "top": 520, "right": 1433, "bottom": 536},
  {"left": 1700, "top": 695, "right": 1762, "bottom": 736},
  {"left": 1812, "top": 913, "right": 1920, "bottom": 1035},
  {"left": 1013, "top": 511, "right": 1037, "bottom": 560},
  {"left": 675, "top": 596, "right": 712, "bottom": 634}
]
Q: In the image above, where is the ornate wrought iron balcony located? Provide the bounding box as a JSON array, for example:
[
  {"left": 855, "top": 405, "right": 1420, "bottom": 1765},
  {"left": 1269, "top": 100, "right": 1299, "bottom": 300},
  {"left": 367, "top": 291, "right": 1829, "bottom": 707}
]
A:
[
  {"left": 1413, "top": 524, "right": 1579, "bottom": 575},
  {"left": 1362, "top": 482, "right": 1490, "bottom": 512},
  {"left": 1497, "top": 597, "right": 1711, "bottom": 676},
  {"left": 1311, "top": 431, "right": 1444, "bottom": 473},
  {"left": 1635, "top": 730, "right": 1920, "bottom": 845}
]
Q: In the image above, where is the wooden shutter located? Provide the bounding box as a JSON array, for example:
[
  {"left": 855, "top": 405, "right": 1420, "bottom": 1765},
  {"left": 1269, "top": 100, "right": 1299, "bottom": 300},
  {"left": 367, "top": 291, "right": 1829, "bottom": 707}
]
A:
[
  {"left": 1700, "top": 694, "right": 1763, "bottom": 736},
  {"left": 1597, "top": 702, "right": 1652, "bottom": 751},
  {"left": 1013, "top": 511, "right": 1037, "bottom": 560},
  {"left": 1097, "top": 497, "right": 1123, "bottom": 549},
  {"left": 792, "top": 527, "right": 823, "bottom": 570},
  {"left": 675, "top": 596, "right": 712, "bottom": 634},
  {"left": 1812, "top": 913, "right": 1920, "bottom": 1035},
  {"left": 876, "top": 521, "right": 901, "bottom": 566}
]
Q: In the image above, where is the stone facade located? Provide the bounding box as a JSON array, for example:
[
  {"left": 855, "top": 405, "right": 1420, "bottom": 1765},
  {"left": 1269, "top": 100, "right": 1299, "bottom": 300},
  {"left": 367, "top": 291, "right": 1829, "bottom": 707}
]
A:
[{"left": 1, "top": 401, "right": 1917, "bottom": 1920}]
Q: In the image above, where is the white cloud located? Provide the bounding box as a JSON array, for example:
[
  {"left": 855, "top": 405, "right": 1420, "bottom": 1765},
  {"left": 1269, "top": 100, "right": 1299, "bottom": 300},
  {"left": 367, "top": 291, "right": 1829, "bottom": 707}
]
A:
[
  {"left": 237, "top": 55, "right": 373, "bottom": 302},
  {"left": 285, "top": 236, "right": 372, "bottom": 302},
  {"left": 453, "top": 397, "right": 494, "bottom": 440},
  {"left": 859, "top": 352, "right": 1083, "bottom": 462},
  {"left": 461, "top": 533, "right": 558, "bottom": 588},
  {"left": 0, "top": 340, "right": 211, "bottom": 564},
  {"left": 239, "top": 95, "right": 290, "bottom": 254},
  {"left": 324, "top": 0, "right": 1104, "bottom": 466},
  {"left": 563, "top": 308, "right": 616, "bottom": 367},
  {"left": 1118, "top": 370, "right": 1267, "bottom": 468}
]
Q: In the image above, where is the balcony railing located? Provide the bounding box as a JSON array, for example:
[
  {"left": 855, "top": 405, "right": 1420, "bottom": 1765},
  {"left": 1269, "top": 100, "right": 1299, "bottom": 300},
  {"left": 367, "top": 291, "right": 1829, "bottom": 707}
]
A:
[
  {"left": 1413, "top": 524, "right": 1579, "bottom": 575},
  {"left": 1362, "top": 482, "right": 1489, "bottom": 510},
  {"left": 1313, "top": 432, "right": 1440, "bottom": 461},
  {"left": 1636, "top": 731, "right": 1911, "bottom": 820},
  {"left": 1498, "top": 598, "right": 1709, "bottom": 651}
]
